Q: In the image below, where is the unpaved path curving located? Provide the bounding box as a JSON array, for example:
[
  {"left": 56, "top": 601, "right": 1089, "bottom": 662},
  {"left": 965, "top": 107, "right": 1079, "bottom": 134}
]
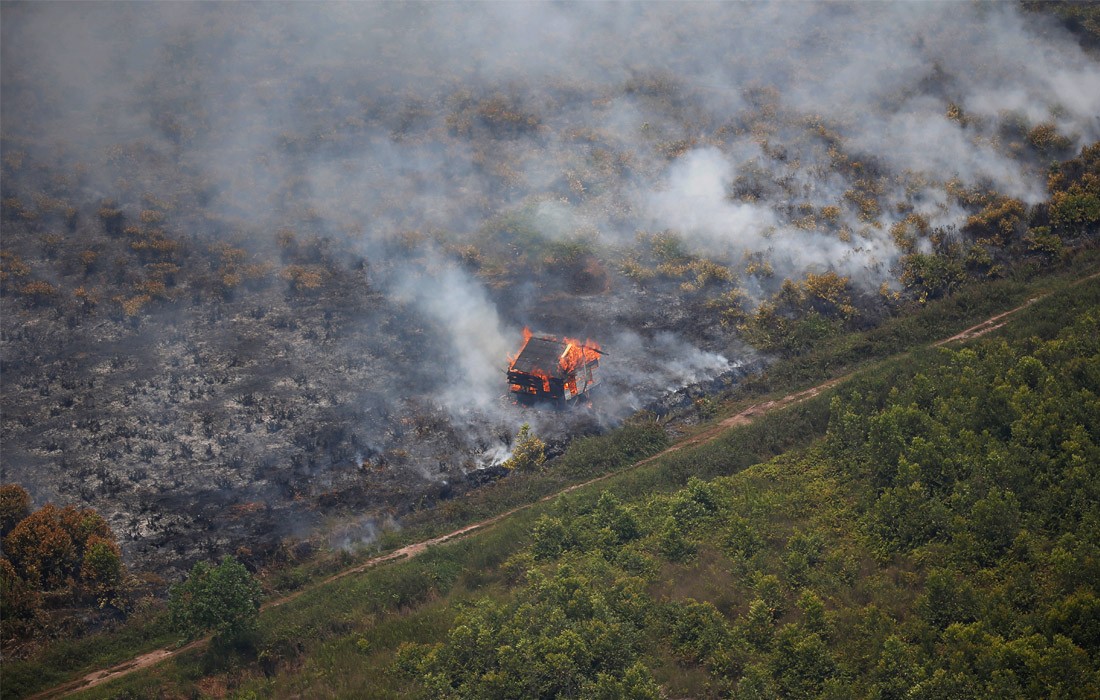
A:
[
  {"left": 29, "top": 270, "right": 1099, "bottom": 698},
  {"left": 27, "top": 374, "right": 844, "bottom": 699}
]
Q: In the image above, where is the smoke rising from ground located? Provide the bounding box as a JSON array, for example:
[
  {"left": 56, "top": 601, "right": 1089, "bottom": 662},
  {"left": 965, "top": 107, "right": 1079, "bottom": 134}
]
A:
[{"left": 3, "top": 1, "right": 1097, "bottom": 566}]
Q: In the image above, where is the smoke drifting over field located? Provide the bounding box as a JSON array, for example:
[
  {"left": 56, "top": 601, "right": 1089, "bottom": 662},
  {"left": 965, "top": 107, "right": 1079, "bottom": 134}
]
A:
[
  {"left": 3, "top": 2, "right": 1097, "bottom": 568},
  {"left": 6, "top": 3, "right": 1097, "bottom": 243}
]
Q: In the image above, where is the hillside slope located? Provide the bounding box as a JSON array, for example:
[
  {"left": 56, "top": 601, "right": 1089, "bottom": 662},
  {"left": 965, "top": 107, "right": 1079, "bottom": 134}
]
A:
[{"left": 38, "top": 269, "right": 1099, "bottom": 700}]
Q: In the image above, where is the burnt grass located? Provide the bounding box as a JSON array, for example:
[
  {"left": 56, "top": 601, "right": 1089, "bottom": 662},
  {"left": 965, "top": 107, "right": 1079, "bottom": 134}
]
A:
[
  {"left": 0, "top": 198, "right": 748, "bottom": 580},
  {"left": 3, "top": 2, "right": 1090, "bottom": 588}
]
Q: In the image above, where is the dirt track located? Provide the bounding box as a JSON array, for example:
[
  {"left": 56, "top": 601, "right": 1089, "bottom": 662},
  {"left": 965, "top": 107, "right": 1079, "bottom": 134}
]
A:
[
  {"left": 27, "top": 370, "right": 848, "bottom": 699},
  {"left": 29, "top": 274, "right": 1096, "bottom": 698}
]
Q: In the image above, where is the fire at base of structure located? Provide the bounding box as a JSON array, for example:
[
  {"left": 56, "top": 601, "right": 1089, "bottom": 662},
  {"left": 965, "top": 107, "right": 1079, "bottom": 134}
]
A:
[{"left": 507, "top": 331, "right": 602, "bottom": 403}]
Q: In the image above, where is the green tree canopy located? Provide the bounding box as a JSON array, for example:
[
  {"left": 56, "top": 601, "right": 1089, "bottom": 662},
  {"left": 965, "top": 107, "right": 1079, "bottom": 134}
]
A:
[
  {"left": 502, "top": 423, "right": 546, "bottom": 472},
  {"left": 169, "top": 555, "right": 263, "bottom": 644}
]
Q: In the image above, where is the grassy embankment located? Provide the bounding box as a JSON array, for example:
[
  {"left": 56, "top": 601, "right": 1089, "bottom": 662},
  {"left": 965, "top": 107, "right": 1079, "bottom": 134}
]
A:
[{"left": 6, "top": 247, "right": 1098, "bottom": 699}]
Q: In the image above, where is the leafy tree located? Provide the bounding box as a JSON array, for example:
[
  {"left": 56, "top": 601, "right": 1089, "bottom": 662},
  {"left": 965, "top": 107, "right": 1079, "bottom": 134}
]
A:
[
  {"left": 737, "top": 661, "right": 779, "bottom": 700},
  {"left": 755, "top": 574, "right": 786, "bottom": 619},
  {"left": 866, "top": 481, "right": 947, "bottom": 555},
  {"left": 899, "top": 252, "right": 965, "bottom": 303},
  {"left": 963, "top": 488, "right": 1022, "bottom": 564},
  {"left": 1047, "top": 589, "right": 1100, "bottom": 650},
  {"left": 723, "top": 514, "right": 763, "bottom": 559},
  {"left": 0, "top": 484, "right": 31, "bottom": 537},
  {"left": 531, "top": 515, "right": 573, "bottom": 561},
  {"left": 743, "top": 599, "right": 776, "bottom": 651},
  {"left": 770, "top": 624, "right": 837, "bottom": 700},
  {"left": 80, "top": 534, "right": 124, "bottom": 604},
  {"left": 671, "top": 477, "right": 722, "bottom": 524},
  {"left": 3, "top": 503, "right": 111, "bottom": 590},
  {"left": 169, "top": 556, "right": 263, "bottom": 645},
  {"left": 591, "top": 492, "right": 640, "bottom": 545},
  {"left": 660, "top": 598, "right": 735, "bottom": 672},
  {"left": 784, "top": 531, "right": 825, "bottom": 586},
  {"left": 656, "top": 516, "right": 696, "bottom": 562},
  {"left": 918, "top": 568, "right": 977, "bottom": 630},
  {"left": 1046, "top": 143, "right": 1100, "bottom": 235},
  {"left": 796, "top": 590, "right": 829, "bottom": 635},
  {"left": 579, "top": 661, "right": 661, "bottom": 699},
  {"left": 502, "top": 423, "right": 546, "bottom": 472},
  {"left": 0, "top": 556, "right": 41, "bottom": 629},
  {"left": 870, "top": 635, "right": 923, "bottom": 700}
]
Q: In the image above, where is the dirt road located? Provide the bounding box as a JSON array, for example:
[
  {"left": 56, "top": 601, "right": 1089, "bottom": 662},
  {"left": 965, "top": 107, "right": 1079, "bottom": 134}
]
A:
[
  {"left": 29, "top": 275, "right": 1095, "bottom": 698},
  {"left": 28, "top": 372, "right": 848, "bottom": 700}
]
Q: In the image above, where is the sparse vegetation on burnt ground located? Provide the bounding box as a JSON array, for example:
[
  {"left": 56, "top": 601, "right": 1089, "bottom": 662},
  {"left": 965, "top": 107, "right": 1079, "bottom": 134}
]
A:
[
  {"left": 33, "top": 271, "right": 1098, "bottom": 699},
  {"left": 1, "top": 0, "right": 1099, "bottom": 687},
  {"left": 4, "top": 255, "right": 1096, "bottom": 700}
]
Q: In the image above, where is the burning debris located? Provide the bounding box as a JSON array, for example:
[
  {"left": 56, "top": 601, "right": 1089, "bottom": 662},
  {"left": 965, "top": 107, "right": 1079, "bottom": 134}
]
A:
[{"left": 507, "top": 328, "right": 602, "bottom": 404}]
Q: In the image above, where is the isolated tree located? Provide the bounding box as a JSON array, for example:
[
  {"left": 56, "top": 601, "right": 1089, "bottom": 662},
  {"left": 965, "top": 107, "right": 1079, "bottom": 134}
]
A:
[
  {"left": 169, "top": 556, "right": 262, "bottom": 645},
  {"left": 501, "top": 423, "right": 546, "bottom": 472}
]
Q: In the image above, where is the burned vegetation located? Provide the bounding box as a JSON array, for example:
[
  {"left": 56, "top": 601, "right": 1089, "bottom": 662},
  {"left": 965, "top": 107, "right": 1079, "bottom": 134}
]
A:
[{"left": 1, "top": 2, "right": 1098, "bottom": 655}]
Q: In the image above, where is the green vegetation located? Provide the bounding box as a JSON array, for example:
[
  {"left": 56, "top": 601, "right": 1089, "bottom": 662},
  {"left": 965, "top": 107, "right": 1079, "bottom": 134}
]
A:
[
  {"left": 3, "top": 3, "right": 1100, "bottom": 697},
  {"left": 500, "top": 423, "right": 547, "bottom": 472},
  {"left": 50, "top": 272, "right": 1099, "bottom": 698},
  {"left": 5, "top": 250, "right": 1096, "bottom": 699},
  {"left": 169, "top": 556, "right": 263, "bottom": 648}
]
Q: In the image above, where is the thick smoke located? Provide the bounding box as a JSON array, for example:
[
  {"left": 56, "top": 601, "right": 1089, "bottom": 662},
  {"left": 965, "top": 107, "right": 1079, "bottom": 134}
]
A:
[
  {"left": 391, "top": 258, "right": 513, "bottom": 413},
  {"left": 3, "top": 1, "right": 1097, "bottom": 566},
  {"left": 6, "top": 4, "right": 1095, "bottom": 252}
]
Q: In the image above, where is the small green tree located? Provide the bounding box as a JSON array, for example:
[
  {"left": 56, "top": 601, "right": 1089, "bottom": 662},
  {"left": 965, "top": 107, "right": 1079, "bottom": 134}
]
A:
[
  {"left": 592, "top": 491, "right": 640, "bottom": 545},
  {"left": 532, "top": 515, "right": 573, "bottom": 560},
  {"left": 80, "top": 534, "right": 124, "bottom": 606},
  {"left": 744, "top": 598, "right": 776, "bottom": 650},
  {"left": 169, "top": 556, "right": 262, "bottom": 646},
  {"left": 770, "top": 624, "right": 837, "bottom": 699},
  {"left": 501, "top": 423, "right": 546, "bottom": 472},
  {"left": 657, "top": 516, "right": 696, "bottom": 562}
]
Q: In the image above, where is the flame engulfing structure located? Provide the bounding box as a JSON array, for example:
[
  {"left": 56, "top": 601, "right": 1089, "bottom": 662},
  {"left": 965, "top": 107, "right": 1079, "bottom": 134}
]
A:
[{"left": 507, "top": 328, "right": 602, "bottom": 403}]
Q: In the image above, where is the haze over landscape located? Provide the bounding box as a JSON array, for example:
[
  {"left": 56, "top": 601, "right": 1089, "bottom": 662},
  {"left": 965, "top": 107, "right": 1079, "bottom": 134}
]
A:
[{"left": 2, "top": 2, "right": 1099, "bottom": 696}]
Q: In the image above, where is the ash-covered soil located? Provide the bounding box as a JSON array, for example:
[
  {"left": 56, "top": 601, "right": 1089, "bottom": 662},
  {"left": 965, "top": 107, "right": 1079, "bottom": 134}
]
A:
[
  {"left": 0, "top": 201, "right": 751, "bottom": 577},
  {"left": 3, "top": 2, "right": 1094, "bottom": 577}
]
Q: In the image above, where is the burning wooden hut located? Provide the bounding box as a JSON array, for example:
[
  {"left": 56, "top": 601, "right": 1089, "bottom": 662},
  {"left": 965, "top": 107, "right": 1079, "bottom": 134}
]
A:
[{"left": 507, "top": 328, "right": 602, "bottom": 403}]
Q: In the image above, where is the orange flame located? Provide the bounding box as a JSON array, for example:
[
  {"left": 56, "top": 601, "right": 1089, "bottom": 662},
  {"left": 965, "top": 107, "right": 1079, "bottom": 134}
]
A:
[
  {"left": 559, "top": 336, "right": 601, "bottom": 396},
  {"left": 507, "top": 326, "right": 535, "bottom": 366},
  {"left": 559, "top": 337, "right": 601, "bottom": 374},
  {"left": 508, "top": 328, "right": 601, "bottom": 398}
]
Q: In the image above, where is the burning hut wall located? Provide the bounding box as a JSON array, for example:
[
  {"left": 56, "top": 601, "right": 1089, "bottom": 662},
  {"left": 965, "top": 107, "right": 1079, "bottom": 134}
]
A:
[{"left": 507, "top": 332, "right": 601, "bottom": 402}]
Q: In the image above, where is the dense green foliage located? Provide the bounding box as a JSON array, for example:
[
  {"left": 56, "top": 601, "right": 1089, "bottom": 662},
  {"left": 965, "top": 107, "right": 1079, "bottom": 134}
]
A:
[
  {"left": 169, "top": 556, "right": 262, "bottom": 647},
  {"left": 395, "top": 561, "right": 661, "bottom": 698},
  {"left": 22, "top": 271, "right": 1099, "bottom": 699},
  {"left": 391, "top": 288, "right": 1100, "bottom": 698}
]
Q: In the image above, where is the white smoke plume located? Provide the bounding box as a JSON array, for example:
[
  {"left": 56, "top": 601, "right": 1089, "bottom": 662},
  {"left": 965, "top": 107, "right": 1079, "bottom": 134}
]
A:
[
  {"left": 391, "top": 258, "right": 514, "bottom": 414},
  {"left": 3, "top": 1, "right": 1097, "bottom": 512}
]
